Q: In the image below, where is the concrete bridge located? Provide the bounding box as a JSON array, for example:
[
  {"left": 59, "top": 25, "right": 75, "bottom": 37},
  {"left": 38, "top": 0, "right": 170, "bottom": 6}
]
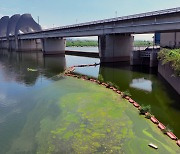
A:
[{"left": 0, "top": 7, "right": 180, "bottom": 62}]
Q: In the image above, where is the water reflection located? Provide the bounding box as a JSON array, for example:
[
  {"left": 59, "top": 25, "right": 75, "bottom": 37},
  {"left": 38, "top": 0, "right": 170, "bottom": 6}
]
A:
[
  {"left": 0, "top": 50, "right": 66, "bottom": 86},
  {"left": 130, "top": 78, "right": 152, "bottom": 92}
]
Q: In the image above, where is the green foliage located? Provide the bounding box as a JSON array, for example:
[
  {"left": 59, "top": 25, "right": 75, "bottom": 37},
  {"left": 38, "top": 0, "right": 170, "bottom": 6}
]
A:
[
  {"left": 139, "top": 105, "right": 151, "bottom": 115},
  {"left": 67, "top": 40, "right": 153, "bottom": 47},
  {"left": 161, "top": 125, "right": 173, "bottom": 134},
  {"left": 134, "top": 40, "right": 153, "bottom": 47},
  {"left": 145, "top": 112, "right": 153, "bottom": 119},
  {"left": 66, "top": 40, "right": 98, "bottom": 47},
  {"left": 98, "top": 74, "right": 104, "bottom": 83},
  {"left": 107, "top": 81, "right": 119, "bottom": 89},
  {"left": 122, "top": 90, "right": 131, "bottom": 97},
  {"left": 158, "top": 48, "right": 180, "bottom": 76}
]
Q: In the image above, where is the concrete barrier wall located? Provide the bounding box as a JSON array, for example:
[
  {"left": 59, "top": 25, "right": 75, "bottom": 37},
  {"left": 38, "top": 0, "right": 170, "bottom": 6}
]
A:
[{"left": 158, "top": 62, "right": 180, "bottom": 95}]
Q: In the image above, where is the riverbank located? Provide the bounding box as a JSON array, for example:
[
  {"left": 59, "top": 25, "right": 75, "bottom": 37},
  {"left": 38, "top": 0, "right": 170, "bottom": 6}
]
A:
[
  {"left": 66, "top": 40, "right": 98, "bottom": 47},
  {"left": 66, "top": 40, "right": 153, "bottom": 47},
  {"left": 158, "top": 62, "right": 180, "bottom": 95},
  {"left": 158, "top": 48, "right": 180, "bottom": 94}
]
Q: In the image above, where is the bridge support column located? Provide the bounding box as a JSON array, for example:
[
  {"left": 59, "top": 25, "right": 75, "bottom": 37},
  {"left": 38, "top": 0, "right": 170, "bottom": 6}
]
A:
[
  {"left": 150, "top": 52, "right": 158, "bottom": 67},
  {"left": 0, "top": 40, "right": 9, "bottom": 49},
  {"left": 130, "top": 50, "right": 141, "bottom": 65},
  {"left": 42, "top": 38, "right": 66, "bottom": 55},
  {"left": 17, "top": 39, "right": 42, "bottom": 51},
  {"left": 98, "top": 34, "right": 133, "bottom": 62},
  {"left": 8, "top": 39, "right": 17, "bottom": 51}
]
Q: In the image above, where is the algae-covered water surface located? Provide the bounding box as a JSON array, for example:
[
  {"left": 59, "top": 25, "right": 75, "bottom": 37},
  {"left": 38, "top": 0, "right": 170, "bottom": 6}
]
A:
[
  {"left": 2, "top": 77, "right": 179, "bottom": 153},
  {"left": 0, "top": 51, "right": 179, "bottom": 153}
]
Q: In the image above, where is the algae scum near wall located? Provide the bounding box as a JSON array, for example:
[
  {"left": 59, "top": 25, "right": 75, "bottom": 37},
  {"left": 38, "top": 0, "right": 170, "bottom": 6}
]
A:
[{"left": 6, "top": 77, "right": 180, "bottom": 154}]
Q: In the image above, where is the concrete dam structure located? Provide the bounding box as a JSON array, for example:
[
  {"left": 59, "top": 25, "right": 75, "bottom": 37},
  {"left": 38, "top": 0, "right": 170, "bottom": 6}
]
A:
[{"left": 1, "top": 7, "right": 180, "bottom": 62}]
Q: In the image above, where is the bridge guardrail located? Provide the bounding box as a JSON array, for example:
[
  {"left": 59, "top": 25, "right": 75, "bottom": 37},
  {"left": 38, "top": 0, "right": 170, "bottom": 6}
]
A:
[
  {"left": 43, "top": 7, "right": 180, "bottom": 31},
  {"left": 1, "top": 7, "right": 180, "bottom": 38}
]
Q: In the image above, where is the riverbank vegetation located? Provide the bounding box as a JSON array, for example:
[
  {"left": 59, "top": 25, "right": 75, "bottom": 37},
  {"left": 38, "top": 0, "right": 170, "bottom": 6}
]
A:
[
  {"left": 66, "top": 40, "right": 153, "bottom": 47},
  {"left": 133, "top": 40, "right": 153, "bottom": 47},
  {"left": 66, "top": 40, "right": 98, "bottom": 47},
  {"left": 158, "top": 48, "right": 180, "bottom": 76}
]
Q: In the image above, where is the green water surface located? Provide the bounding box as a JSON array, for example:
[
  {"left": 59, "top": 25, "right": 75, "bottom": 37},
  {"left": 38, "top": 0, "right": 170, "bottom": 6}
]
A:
[{"left": 5, "top": 77, "right": 179, "bottom": 154}]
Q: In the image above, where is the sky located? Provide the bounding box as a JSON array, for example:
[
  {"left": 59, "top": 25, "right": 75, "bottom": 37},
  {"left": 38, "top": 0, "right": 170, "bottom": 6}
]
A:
[{"left": 0, "top": 0, "right": 180, "bottom": 40}]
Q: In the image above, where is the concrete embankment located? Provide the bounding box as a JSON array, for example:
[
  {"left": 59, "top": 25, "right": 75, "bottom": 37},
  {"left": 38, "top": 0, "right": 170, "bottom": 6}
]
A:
[{"left": 158, "top": 62, "right": 180, "bottom": 95}]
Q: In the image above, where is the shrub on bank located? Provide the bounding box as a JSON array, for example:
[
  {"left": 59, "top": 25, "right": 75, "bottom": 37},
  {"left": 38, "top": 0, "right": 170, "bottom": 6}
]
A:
[
  {"left": 98, "top": 74, "right": 104, "bottom": 83},
  {"left": 139, "top": 105, "right": 151, "bottom": 115},
  {"left": 121, "top": 90, "right": 132, "bottom": 97},
  {"left": 161, "top": 125, "right": 173, "bottom": 134},
  {"left": 158, "top": 48, "right": 180, "bottom": 76}
]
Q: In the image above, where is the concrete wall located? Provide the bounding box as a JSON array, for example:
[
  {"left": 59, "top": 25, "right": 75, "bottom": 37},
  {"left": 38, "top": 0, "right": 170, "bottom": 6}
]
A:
[
  {"left": 42, "top": 38, "right": 66, "bottom": 55},
  {"left": 98, "top": 34, "right": 133, "bottom": 62},
  {"left": 0, "top": 40, "right": 9, "bottom": 49},
  {"left": 160, "top": 32, "right": 180, "bottom": 48},
  {"left": 17, "top": 39, "right": 42, "bottom": 51},
  {"left": 158, "top": 62, "right": 180, "bottom": 95},
  {"left": 9, "top": 39, "right": 17, "bottom": 50}
]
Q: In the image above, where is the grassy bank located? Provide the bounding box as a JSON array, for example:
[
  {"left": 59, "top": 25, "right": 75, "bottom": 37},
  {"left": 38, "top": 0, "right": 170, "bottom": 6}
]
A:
[
  {"left": 158, "top": 48, "right": 180, "bottom": 76},
  {"left": 133, "top": 40, "right": 153, "bottom": 47},
  {"left": 66, "top": 40, "right": 98, "bottom": 47},
  {"left": 66, "top": 40, "right": 153, "bottom": 47}
]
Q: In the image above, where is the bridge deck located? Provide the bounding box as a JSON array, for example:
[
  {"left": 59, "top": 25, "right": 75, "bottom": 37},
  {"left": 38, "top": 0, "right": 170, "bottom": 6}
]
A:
[{"left": 1, "top": 7, "right": 180, "bottom": 40}]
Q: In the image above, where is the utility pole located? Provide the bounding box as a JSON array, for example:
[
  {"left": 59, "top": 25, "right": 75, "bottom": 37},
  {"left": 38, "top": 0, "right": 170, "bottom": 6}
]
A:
[
  {"left": 37, "top": 16, "right": 39, "bottom": 24},
  {"left": 115, "top": 11, "right": 117, "bottom": 18}
]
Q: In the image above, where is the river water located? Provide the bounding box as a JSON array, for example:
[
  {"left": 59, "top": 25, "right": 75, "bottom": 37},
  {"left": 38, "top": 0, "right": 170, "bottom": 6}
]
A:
[{"left": 0, "top": 48, "right": 179, "bottom": 153}]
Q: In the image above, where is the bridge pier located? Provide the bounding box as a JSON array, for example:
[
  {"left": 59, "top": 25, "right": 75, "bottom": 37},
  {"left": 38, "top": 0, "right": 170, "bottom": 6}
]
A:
[
  {"left": 17, "top": 39, "right": 42, "bottom": 51},
  {"left": 150, "top": 52, "right": 158, "bottom": 67},
  {"left": 130, "top": 50, "right": 141, "bottom": 65},
  {"left": 0, "top": 40, "right": 9, "bottom": 49},
  {"left": 8, "top": 38, "right": 17, "bottom": 50},
  {"left": 42, "top": 38, "right": 66, "bottom": 55},
  {"left": 98, "top": 34, "right": 133, "bottom": 62}
]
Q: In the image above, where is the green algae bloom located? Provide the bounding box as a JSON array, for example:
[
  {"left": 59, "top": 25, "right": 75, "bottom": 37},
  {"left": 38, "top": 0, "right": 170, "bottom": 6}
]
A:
[{"left": 6, "top": 77, "right": 180, "bottom": 154}]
